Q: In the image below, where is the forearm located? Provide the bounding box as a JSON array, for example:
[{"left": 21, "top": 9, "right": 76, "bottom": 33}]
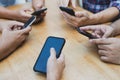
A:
[
  {"left": 0, "top": 7, "right": 18, "bottom": 20},
  {"left": 0, "top": 26, "right": 2, "bottom": 32},
  {"left": 0, "top": 41, "right": 11, "bottom": 61},
  {"left": 0, "top": 21, "right": 6, "bottom": 32},
  {"left": 110, "top": 19, "right": 120, "bottom": 36},
  {"left": 87, "top": 7, "right": 119, "bottom": 25}
]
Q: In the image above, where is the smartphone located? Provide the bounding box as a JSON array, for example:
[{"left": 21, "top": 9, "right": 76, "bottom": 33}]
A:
[
  {"left": 33, "top": 36, "right": 66, "bottom": 73},
  {"left": 32, "top": 8, "right": 47, "bottom": 16},
  {"left": 23, "top": 16, "right": 36, "bottom": 28},
  {"left": 75, "top": 27, "right": 97, "bottom": 39},
  {"left": 59, "top": 6, "right": 75, "bottom": 16}
]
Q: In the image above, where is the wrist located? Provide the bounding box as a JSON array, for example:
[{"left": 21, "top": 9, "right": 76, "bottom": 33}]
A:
[
  {"left": 84, "top": 14, "right": 99, "bottom": 25},
  {"left": 110, "top": 24, "right": 120, "bottom": 36},
  {"left": 47, "top": 73, "right": 60, "bottom": 80}
]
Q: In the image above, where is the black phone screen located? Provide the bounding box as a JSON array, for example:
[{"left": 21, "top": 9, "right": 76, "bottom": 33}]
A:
[
  {"left": 32, "top": 8, "right": 47, "bottom": 16},
  {"left": 59, "top": 6, "right": 75, "bottom": 16},
  {"left": 76, "top": 27, "right": 97, "bottom": 39},
  {"left": 33, "top": 36, "right": 65, "bottom": 73}
]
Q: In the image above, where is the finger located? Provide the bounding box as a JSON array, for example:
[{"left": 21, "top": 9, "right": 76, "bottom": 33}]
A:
[
  {"left": 79, "top": 16, "right": 88, "bottom": 22},
  {"left": 62, "top": 12, "right": 76, "bottom": 22},
  {"left": 57, "top": 53, "right": 65, "bottom": 62},
  {"left": 98, "top": 45, "right": 109, "bottom": 50},
  {"left": 21, "top": 10, "right": 32, "bottom": 18},
  {"left": 49, "top": 48, "right": 57, "bottom": 60},
  {"left": 90, "top": 38, "right": 111, "bottom": 45},
  {"left": 19, "top": 26, "right": 32, "bottom": 34},
  {"left": 63, "top": 0, "right": 69, "bottom": 7},
  {"left": 75, "top": 12, "right": 89, "bottom": 18},
  {"left": 66, "top": 0, "right": 70, "bottom": 7},
  {"left": 12, "top": 21, "right": 24, "bottom": 26},
  {"left": 91, "top": 32, "right": 101, "bottom": 38},
  {"left": 94, "top": 30, "right": 102, "bottom": 38},
  {"left": 36, "top": 4, "right": 43, "bottom": 10},
  {"left": 100, "top": 56, "right": 110, "bottom": 62},
  {"left": 71, "top": 0, "right": 76, "bottom": 8},
  {"left": 98, "top": 50, "right": 108, "bottom": 56},
  {"left": 103, "top": 29, "right": 113, "bottom": 38},
  {"left": 18, "top": 26, "right": 22, "bottom": 30},
  {"left": 80, "top": 26, "right": 98, "bottom": 32}
]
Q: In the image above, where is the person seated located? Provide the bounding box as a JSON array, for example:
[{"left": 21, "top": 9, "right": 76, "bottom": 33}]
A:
[
  {"left": 0, "top": 0, "right": 46, "bottom": 23},
  {"left": 0, "top": 21, "right": 31, "bottom": 61},
  {"left": 59, "top": 0, "right": 120, "bottom": 27},
  {"left": 80, "top": 19, "right": 120, "bottom": 64}
]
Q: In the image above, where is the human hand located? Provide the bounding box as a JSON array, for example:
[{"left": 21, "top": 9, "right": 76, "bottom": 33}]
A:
[
  {"left": 0, "top": 21, "right": 24, "bottom": 32},
  {"left": 13, "top": 8, "right": 32, "bottom": 22},
  {"left": 80, "top": 24, "right": 114, "bottom": 38},
  {"left": 47, "top": 48, "right": 65, "bottom": 80},
  {"left": 32, "top": 0, "right": 45, "bottom": 11},
  {"left": 0, "top": 26, "right": 31, "bottom": 60},
  {"left": 61, "top": 11, "right": 89, "bottom": 27},
  {"left": 34, "top": 11, "right": 46, "bottom": 24},
  {"left": 90, "top": 38, "right": 120, "bottom": 64},
  {"left": 57, "top": 0, "right": 77, "bottom": 8},
  {"left": 32, "top": 0, "right": 46, "bottom": 23}
]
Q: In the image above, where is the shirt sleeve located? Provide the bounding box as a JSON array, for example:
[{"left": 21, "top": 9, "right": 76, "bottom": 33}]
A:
[
  {"left": 110, "top": 0, "right": 120, "bottom": 11},
  {"left": 109, "top": 0, "right": 120, "bottom": 19}
]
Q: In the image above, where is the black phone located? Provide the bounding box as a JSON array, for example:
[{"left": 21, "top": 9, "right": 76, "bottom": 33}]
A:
[
  {"left": 32, "top": 8, "right": 47, "bottom": 16},
  {"left": 59, "top": 6, "right": 75, "bottom": 16},
  {"left": 23, "top": 16, "right": 36, "bottom": 28},
  {"left": 33, "top": 36, "right": 66, "bottom": 73},
  {"left": 76, "top": 27, "right": 98, "bottom": 39}
]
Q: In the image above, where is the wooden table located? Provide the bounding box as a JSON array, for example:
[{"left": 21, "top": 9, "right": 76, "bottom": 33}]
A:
[{"left": 0, "top": 0, "right": 120, "bottom": 80}]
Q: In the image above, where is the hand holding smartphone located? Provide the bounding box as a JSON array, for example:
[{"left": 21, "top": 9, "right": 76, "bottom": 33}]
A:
[
  {"left": 33, "top": 36, "right": 66, "bottom": 73},
  {"left": 23, "top": 16, "right": 36, "bottom": 29},
  {"left": 32, "top": 8, "right": 47, "bottom": 16},
  {"left": 76, "top": 27, "right": 98, "bottom": 39},
  {"left": 59, "top": 6, "right": 75, "bottom": 16}
]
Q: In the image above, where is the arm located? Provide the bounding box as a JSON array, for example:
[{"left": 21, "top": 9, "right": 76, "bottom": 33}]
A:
[
  {"left": 88, "top": 7, "right": 119, "bottom": 24},
  {"left": 62, "top": 1, "right": 120, "bottom": 27},
  {"left": 0, "top": 6, "right": 32, "bottom": 22},
  {"left": 0, "top": 6, "right": 18, "bottom": 20},
  {"left": 87, "top": 0, "right": 120, "bottom": 25},
  {"left": 0, "top": 22, "right": 31, "bottom": 61}
]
